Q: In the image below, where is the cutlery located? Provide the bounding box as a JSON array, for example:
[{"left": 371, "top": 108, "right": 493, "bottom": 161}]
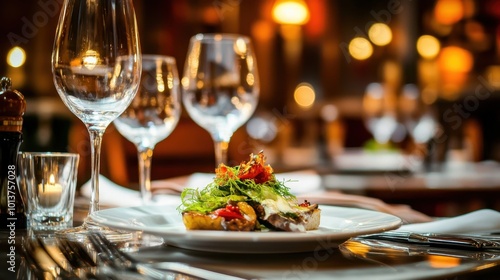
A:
[
  {"left": 56, "top": 238, "right": 97, "bottom": 270},
  {"left": 345, "top": 238, "right": 500, "bottom": 260},
  {"left": 88, "top": 231, "right": 246, "bottom": 280},
  {"left": 22, "top": 236, "right": 81, "bottom": 279},
  {"left": 360, "top": 231, "right": 500, "bottom": 250},
  {"left": 20, "top": 238, "right": 51, "bottom": 279}
]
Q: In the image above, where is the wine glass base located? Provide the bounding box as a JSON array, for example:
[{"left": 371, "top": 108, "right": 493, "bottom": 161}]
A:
[{"left": 55, "top": 218, "right": 137, "bottom": 243}]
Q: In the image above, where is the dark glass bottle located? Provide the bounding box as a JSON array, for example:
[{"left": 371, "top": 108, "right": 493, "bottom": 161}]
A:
[{"left": 0, "top": 77, "right": 27, "bottom": 230}]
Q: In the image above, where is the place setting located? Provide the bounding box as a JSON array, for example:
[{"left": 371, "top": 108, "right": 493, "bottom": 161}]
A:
[{"left": 4, "top": 0, "right": 500, "bottom": 279}]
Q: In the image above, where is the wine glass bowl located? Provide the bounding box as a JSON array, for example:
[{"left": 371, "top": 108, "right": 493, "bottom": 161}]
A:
[
  {"left": 182, "top": 33, "right": 259, "bottom": 165},
  {"left": 114, "top": 55, "right": 181, "bottom": 204},
  {"left": 51, "top": 0, "right": 141, "bottom": 240},
  {"left": 399, "top": 84, "right": 438, "bottom": 145},
  {"left": 362, "top": 82, "right": 398, "bottom": 146},
  {"left": 54, "top": 55, "right": 140, "bottom": 127}
]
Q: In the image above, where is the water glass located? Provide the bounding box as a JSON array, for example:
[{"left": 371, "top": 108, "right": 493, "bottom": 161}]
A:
[{"left": 18, "top": 152, "right": 79, "bottom": 231}]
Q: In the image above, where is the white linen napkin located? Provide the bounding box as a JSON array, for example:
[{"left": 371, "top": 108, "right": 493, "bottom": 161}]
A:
[
  {"left": 80, "top": 175, "right": 180, "bottom": 207},
  {"left": 398, "top": 209, "right": 500, "bottom": 234}
]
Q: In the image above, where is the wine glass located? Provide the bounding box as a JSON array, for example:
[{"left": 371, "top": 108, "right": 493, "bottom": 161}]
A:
[
  {"left": 182, "top": 34, "right": 259, "bottom": 166},
  {"left": 399, "top": 84, "right": 438, "bottom": 170},
  {"left": 113, "top": 55, "right": 181, "bottom": 204},
  {"left": 52, "top": 0, "right": 141, "bottom": 239},
  {"left": 399, "top": 84, "right": 438, "bottom": 145},
  {"left": 362, "top": 82, "right": 398, "bottom": 147}
]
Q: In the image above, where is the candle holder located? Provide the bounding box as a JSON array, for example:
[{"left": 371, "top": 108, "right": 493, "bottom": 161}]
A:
[{"left": 18, "top": 152, "right": 79, "bottom": 232}]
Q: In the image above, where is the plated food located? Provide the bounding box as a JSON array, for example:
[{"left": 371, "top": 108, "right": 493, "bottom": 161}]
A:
[{"left": 178, "top": 152, "right": 320, "bottom": 232}]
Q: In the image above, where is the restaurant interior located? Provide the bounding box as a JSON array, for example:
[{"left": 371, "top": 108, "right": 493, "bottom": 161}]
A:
[
  {"left": 1, "top": 0, "right": 500, "bottom": 217},
  {"left": 3, "top": 1, "right": 500, "bottom": 279}
]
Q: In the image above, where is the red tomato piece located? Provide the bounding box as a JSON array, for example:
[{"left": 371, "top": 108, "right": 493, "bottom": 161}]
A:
[{"left": 214, "top": 205, "right": 243, "bottom": 220}]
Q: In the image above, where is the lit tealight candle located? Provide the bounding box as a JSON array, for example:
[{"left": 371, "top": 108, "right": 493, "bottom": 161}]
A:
[{"left": 38, "top": 174, "right": 62, "bottom": 208}]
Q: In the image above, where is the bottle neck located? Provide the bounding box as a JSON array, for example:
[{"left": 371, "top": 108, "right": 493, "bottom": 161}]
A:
[{"left": 0, "top": 131, "right": 22, "bottom": 165}]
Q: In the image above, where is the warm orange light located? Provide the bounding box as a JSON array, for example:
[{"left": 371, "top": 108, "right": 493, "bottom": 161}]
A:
[
  {"left": 349, "top": 37, "right": 373, "bottom": 61},
  {"left": 368, "top": 23, "right": 392, "bottom": 46},
  {"left": 251, "top": 20, "right": 274, "bottom": 41},
  {"left": 434, "top": 0, "right": 464, "bottom": 25},
  {"left": 417, "top": 35, "right": 441, "bottom": 59},
  {"left": 485, "top": 65, "right": 500, "bottom": 89},
  {"left": 428, "top": 255, "right": 461, "bottom": 268},
  {"left": 304, "top": 0, "right": 326, "bottom": 39},
  {"left": 272, "top": 0, "right": 310, "bottom": 25},
  {"left": 438, "top": 46, "right": 473, "bottom": 73},
  {"left": 294, "top": 83, "right": 315, "bottom": 108}
]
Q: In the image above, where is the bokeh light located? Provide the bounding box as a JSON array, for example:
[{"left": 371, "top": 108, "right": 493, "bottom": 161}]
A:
[
  {"left": 294, "top": 83, "right": 316, "bottom": 108},
  {"left": 368, "top": 23, "right": 392, "bottom": 46},
  {"left": 246, "top": 115, "right": 278, "bottom": 143},
  {"left": 320, "top": 104, "right": 339, "bottom": 122},
  {"left": 417, "top": 35, "right": 441, "bottom": 59},
  {"left": 7, "top": 47, "right": 26, "bottom": 68},
  {"left": 438, "top": 46, "right": 473, "bottom": 73},
  {"left": 349, "top": 37, "right": 373, "bottom": 60},
  {"left": 434, "top": 0, "right": 464, "bottom": 25},
  {"left": 272, "top": 0, "right": 310, "bottom": 25}
]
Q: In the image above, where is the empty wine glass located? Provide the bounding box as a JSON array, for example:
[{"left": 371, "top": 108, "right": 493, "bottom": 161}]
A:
[
  {"left": 182, "top": 34, "right": 259, "bottom": 165},
  {"left": 399, "top": 84, "right": 438, "bottom": 145},
  {"left": 52, "top": 0, "right": 141, "bottom": 240},
  {"left": 113, "top": 55, "right": 181, "bottom": 204},
  {"left": 399, "top": 84, "right": 440, "bottom": 171},
  {"left": 362, "top": 83, "right": 398, "bottom": 146}
]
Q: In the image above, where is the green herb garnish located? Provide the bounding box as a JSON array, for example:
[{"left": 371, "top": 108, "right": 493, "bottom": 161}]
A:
[{"left": 178, "top": 152, "right": 296, "bottom": 214}]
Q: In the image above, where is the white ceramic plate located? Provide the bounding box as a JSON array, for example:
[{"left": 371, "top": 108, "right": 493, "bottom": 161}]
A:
[{"left": 90, "top": 204, "right": 402, "bottom": 254}]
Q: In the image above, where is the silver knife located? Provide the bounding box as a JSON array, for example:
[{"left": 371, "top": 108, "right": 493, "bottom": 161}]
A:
[
  {"left": 360, "top": 231, "right": 500, "bottom": 250},
  {"left": 343, "top": 238, "right": 500, "bottom": 260}
]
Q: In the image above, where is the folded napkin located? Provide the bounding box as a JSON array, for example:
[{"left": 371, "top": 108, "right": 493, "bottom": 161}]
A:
[
  {"left": 80, "top": 175, "right": 181, "bottom": 207},
  {"left": 398, "top": 209, "right": 500, "bottom": 234}
]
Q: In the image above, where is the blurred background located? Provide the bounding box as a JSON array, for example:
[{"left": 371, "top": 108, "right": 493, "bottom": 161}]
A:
[{"left": 1, "top": 0, "right": 500, "bottom": 188}]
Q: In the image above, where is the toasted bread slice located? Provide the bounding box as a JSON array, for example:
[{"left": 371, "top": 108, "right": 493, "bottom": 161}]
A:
[
  {"left": 182, "top": 202, "right": 258, "bottom": 231},
  {"left": 182, "top": 211, "right": 224, "bottom": 230}
]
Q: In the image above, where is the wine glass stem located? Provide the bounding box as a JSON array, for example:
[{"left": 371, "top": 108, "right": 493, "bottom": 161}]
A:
[
  {"left": 88, "top": 128, "right": 105, "bottom": 215},
  {"left": 138, "top": 147, "right": 153, "bottom": 204},
  {"left": 214, "top": 140, "right": 229, "bottom": 166}
]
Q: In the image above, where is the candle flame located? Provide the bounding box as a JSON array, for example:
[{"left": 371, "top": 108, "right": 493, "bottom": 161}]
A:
[{"left": 49, "top": 174, "right": 56, "bottom": 185}]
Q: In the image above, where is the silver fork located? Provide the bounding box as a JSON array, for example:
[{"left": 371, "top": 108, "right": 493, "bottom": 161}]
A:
[
  {"left": 88, "top": 231, "right": 247, "bottom": 280},
  {"left": 55, "top": 237, "right": 107, "bottom": 279},
  {"left": 22, "top": 235, "right": 81, "bottom": 279},
  {"left": 56, "top": 235, "right": 144, "bottom": 280}
]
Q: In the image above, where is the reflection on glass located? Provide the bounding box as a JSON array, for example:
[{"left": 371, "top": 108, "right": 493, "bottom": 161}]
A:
[
  {"left": 182, "top": 33, "right": 259, "bottom": 166},
  {"left": 363, "top": 83, "right": 398, "bottom": 146},
  {"left": 399, "top": 84, "right": 438, "bottom": 145}
]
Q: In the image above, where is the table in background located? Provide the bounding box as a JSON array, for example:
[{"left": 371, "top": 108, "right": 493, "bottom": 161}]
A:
[{"left": 322, "top": 162, "right": 500, "bottom": 217}]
